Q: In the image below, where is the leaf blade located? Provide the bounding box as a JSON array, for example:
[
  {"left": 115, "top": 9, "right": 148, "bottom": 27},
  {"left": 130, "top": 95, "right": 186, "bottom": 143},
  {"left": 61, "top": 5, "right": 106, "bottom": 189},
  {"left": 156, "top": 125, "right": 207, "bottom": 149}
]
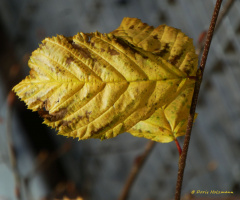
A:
[{"left": 13, "top": 17, "right": 198, "bottom": 142}]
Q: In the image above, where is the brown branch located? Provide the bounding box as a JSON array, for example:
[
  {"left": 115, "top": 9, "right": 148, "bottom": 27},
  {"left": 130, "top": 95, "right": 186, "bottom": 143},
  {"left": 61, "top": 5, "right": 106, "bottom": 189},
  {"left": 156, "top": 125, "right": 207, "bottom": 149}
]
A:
[
  {"left": 23, "top": 141, "right": 71, "bottom": 200},
  {"left": 6, "top": 91, "right": 22, "bottom": 200},
  {"left": 118, "top": 141, "right": 156, "bottom": 200},
  {"left": 174, "top": 1, "right": 223, "bottom": 200},
  {"left": 196, "top": 0, "right": 234, "bottom": 55},
  {"left": 24, "top": 141, "right": 71, "bottom": 182}
]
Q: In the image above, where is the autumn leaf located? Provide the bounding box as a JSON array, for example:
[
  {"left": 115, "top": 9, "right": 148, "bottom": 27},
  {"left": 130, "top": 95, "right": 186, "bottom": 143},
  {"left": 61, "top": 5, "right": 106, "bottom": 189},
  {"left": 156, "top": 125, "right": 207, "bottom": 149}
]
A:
[{"left": 13, "top": 17, "right": 198, "bottom": 143}]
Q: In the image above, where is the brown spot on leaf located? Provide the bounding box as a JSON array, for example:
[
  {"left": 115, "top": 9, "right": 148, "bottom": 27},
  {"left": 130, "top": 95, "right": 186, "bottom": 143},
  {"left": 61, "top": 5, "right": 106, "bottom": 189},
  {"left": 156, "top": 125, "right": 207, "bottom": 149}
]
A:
[
  {"left": 169, "top": 52, "right": 183, "bottom": 66},
  {"left": 85, "top": 111, "right": 92, "bottom": 118},
  {"left": 42, "top": 100, "right": 49, "bottom": 110},
  {"left": 153, "top": 35, "right": 158, "bottom": 39},
  {"left": 71, "top": 42, "right": 80, "bottom": 50},
  {"left": 155, "top": 44, "right": 170, "bottom": 57},
  {"left": 159, "top": 127, "right": 164, "bottom": 132},
  {"left": 181, "top": 93, "right": 186, "bottom": 98},
  {"left": 85, "top": 34, "right": 93, "bottom": 43},
  {"left": 90, "top": 116, "right": 119, "bottom": 135},
  {"left": 72, "top": 42, "right": 92, "bottom": 59},
  {"left": 38, "top": 110, "right": 49, "bottom": 118},
  {"left": 108, "top": 48, "right": 120, "bottom": 55},
  {"left": 85, "top": 110, "right": 92, "bottom": 122},
  {"left": 39, "top": 108, "right": 68, "bottom": 122},
  {"left": 66, "top": 36, "right": 73, "bottom": 43},
  {"left": 66, "top": 56, "right": 74, "bottom": 65},
  {"left": 129, "top": 25, "right": 134, "bottom": 29},
  {"left": 29, "top": 69, "right": 37, "bottom": 79},
  {"left": 184, "top": 69, "right": 191, "bottom": 76},
  {"left": 58, "top": 115, "right": 84, "bottom": 129},
  {"left": 116, "top": 37, "right": 133, "bottom": 49},
  {"left": 100, "top": 48, "right": 105, "bottom": 52},
  {"left": 90, "top": 124, "right": 109, "bottom": 135},
  {"left": 115, "top": 37, "right": 148, "bottom": 59},
  {"left": 61, "top": 120, "right": 72, "bottom": 127},
  {"left": 39, "top": 43, "right": 46, "bottom": 49}
]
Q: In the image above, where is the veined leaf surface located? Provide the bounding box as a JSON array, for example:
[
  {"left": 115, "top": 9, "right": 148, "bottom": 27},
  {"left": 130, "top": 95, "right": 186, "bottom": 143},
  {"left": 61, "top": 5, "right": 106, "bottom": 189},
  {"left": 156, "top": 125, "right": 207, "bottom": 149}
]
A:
[{"left": 13, "top": 17, "right": 198, "bottom": 143}]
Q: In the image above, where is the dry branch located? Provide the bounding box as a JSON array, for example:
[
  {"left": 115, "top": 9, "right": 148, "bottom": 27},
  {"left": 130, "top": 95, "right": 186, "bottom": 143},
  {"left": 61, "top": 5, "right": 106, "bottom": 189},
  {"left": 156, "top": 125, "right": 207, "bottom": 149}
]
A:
[
  {"left": 6, "top": 91, "right": 22, "bottom": 200},
  {"left": 175, "top": 1, "right": 223, "bottom": 199},
  {"left": 118, "top": 141, "right": 156, "bottom": 200}
]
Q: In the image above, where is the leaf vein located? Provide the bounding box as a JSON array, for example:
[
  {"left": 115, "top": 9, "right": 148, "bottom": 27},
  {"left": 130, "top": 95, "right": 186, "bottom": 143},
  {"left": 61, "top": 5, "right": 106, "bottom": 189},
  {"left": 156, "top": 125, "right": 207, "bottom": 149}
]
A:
[
  {"left": 47, "top": 38, "right": 103, "bottom": 82},
  {"left": 98, "top": 36, "right": 149, "bottom": 80},
  {"left": 74, "top": 39, "right": 128, "bottom": 82}
]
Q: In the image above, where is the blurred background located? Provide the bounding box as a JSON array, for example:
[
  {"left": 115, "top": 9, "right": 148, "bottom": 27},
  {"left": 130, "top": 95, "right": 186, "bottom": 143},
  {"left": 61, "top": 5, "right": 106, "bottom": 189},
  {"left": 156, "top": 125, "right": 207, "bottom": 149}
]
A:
[{"left": 0, "top": 0, "right": 240, "bottom": 199}]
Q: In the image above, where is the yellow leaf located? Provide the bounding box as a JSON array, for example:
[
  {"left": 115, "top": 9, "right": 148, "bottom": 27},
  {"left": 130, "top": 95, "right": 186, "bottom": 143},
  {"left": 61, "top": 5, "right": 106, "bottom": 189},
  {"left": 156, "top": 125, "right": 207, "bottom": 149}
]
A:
[{"left": 13, "top": 17, "right": 198, "bottom": 143}]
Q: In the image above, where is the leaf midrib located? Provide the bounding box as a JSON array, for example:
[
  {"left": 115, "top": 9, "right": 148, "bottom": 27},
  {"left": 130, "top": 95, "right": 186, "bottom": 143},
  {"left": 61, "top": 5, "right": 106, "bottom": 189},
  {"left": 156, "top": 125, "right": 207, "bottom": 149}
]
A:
[{"left": 20, "top": 77, "right": 189, "bottom": 84}]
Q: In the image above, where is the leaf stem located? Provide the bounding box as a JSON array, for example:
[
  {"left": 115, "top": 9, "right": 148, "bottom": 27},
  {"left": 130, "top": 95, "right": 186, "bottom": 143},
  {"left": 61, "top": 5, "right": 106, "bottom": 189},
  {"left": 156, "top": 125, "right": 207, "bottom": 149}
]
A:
[
  {"left": 174, "top": 1, "right": 223, "bottom": 200},
  {"left": 174, "top": 139, "right": 182, "bottom": 156},
  {"left": 118, "top": 141, "right": 156, "bottom": 200}
]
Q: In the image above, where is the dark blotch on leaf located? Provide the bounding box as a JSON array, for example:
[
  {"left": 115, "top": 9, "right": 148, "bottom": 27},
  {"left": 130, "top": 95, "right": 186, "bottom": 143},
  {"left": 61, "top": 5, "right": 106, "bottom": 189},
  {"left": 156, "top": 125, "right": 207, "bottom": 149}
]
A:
[
  {"left": 169, "top": 52, "right": 183, "bottom": 66},
  {"left": 90, "top": 123, "right": 110, "bottom": 135},
  {"left": 90, "top": 116, "right": 119, "bottom": 135},
  {"left": 39, "top": 43, "right": 46, "bottom": 49},
  {"left": 108, "top": 48, "right": 120, "bottom": 55},
  {"left": 72, "top": 42, "right": 92, "bottom": 59},
  {"left": 129, "top": 25, "right": 134, "bottom": 29},
  {"left": 115, "top": 37, "right": 148, "bottom": 59},
  {"left": 85, "top": 110, "right": 92, "bottom": 121},
  {"left": 184, "top": 69, "right": 191, "bottom": 76},
  {"left": 38, "top": 110, "right": 49, "bottom": 118},
  {"left": 60, "top": 120, "right": 72, "bottom": 128},
  {"left": 155, "top": 44, "right": 170, "bottom": 57},
  {"left": 181, "top": 93, "right": 186, "bottom": 98},
  {"left": 39, "top": 108, "right": 68, "bottom": 122},
  {"left": 66, "top": 56, "right": 74, "bottom": 65},
  {"left": 159, "top": 127, "right": 164, "bottom": 132}
]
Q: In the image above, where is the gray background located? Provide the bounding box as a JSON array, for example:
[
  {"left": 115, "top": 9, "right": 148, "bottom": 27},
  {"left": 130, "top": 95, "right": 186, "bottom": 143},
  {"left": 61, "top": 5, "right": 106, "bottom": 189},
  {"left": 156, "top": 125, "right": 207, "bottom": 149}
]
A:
[{"left": 0, "top": 0, "right": 240, "bottom": 199}]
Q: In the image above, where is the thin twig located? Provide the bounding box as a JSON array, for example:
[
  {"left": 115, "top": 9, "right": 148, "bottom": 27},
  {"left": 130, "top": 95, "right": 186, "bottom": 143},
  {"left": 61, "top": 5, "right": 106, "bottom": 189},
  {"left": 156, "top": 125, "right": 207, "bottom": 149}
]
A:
[
  {"left": 23, "top": 141, "right": 71, "bottom": 200},
  {"left": 24, "top": 141, "right": 71, "bottom": 182},
  {"left": 175, "top": 1, "right": 223, "bottom": 200},
  {"left": 118, "top": 141, "right": 156, "bottom": 200},
  {"left": 6, "top": 91, "right": 22, "bottom": 200},
  {"left": 196, "top": 0, "right": 234, "bottom": 55}
]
